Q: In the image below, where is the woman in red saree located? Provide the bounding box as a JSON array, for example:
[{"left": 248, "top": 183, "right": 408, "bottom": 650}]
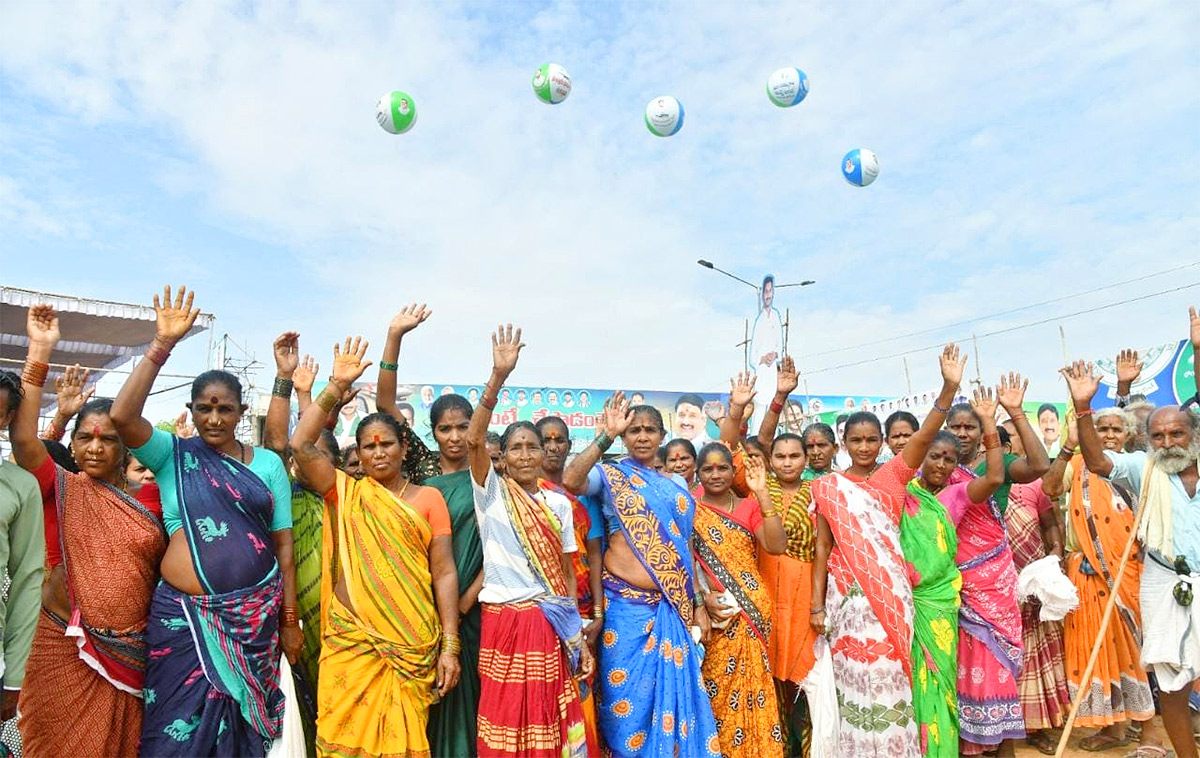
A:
[
  {"left": 810, "top": 344, "right": 966, "bottom": 758},
  {"left": 11, "top": 305, "right": 167, "bottom": 757}
]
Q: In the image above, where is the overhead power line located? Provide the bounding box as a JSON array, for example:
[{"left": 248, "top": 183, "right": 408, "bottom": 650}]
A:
[
  {"left": 802, "top": 280, "right": 1200, "bottom": 376},
  {"left": 802, "top": 260, "right": 1200, "bottom": 360}
]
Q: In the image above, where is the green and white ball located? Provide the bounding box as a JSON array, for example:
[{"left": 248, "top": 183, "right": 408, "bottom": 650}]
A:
[
  {"left": 645, "top": 95, "right": 684, "bottom": 137},
  {"left": 767, "top": 67, "right": 809, "bottom": 107},
  {"left": 375, "top": 91, "right": 417, "bottom": 134},
  {"left": 532, "top": 63, "right": 571, "bottom": 104}
]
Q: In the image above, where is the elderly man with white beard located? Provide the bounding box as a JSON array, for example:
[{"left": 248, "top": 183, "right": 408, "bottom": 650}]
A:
[{"left": 1064, "top": 348, "right": 1200, "bottom": 758}]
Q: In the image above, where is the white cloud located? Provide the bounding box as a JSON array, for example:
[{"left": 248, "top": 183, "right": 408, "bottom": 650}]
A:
[{"left": 0, "top": 0, "right": 1197, "bottom": 403}]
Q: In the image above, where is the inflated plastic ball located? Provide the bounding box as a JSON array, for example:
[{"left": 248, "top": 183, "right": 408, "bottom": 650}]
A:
[
  {"left": 645, "top": 96, "right": 684, "bottom": 137},
  {"left": 532, "top": 63, "right": 572, "bottom": 104},
  {"left": 767, "top": 67, "right": 809, "bottom": 107},
  {"left": 375, "top": 91, "right": 417, "bottom": 134},
  {"left": 842, "top": 148, "right": 880, "bottom": 186}
]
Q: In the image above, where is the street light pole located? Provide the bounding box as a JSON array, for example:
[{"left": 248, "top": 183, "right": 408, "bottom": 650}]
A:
[{"left": 696, "top": 259, "right": 816, "bottom": 293}]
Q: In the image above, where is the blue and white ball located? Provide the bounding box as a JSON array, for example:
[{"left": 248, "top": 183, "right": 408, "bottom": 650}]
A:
[
  {"left": 767, "top": 67, "right": 809, "bottom": 107},
  {"left": 842, "top": 148, "right": 880, "bottom": 186},
  {"left": 645, "top": 96, "right": 684, "bottom": 137}
]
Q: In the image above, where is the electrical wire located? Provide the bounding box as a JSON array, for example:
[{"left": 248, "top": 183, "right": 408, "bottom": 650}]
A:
[
  {"left": 802, "top": 260, "right": 1200, "bottom": 359},
  {"left": 801, "top": 280, "right": 1200, "bottom": 376}
]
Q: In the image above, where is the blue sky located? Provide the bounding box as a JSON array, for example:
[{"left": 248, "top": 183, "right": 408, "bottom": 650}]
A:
[{"left": 2, "top": 1, "right": 1198, "bottom": 419}]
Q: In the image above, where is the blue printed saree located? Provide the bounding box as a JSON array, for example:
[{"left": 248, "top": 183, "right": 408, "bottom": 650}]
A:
[
  {"left": 594, "top": 459, "right": 720, "bottom": 758},
  {"left": 139, "top": 437, "right": 284, "bottom": 757}
]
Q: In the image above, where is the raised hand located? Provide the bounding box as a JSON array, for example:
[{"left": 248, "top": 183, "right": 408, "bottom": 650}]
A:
[
  {"left": 331, "top": 336, "right": 372, "bottom": 388},
  {"left": 970, "top": 386, "right": 999, "bottom": 421},
  {"left": 1063, "top": 413, "right": 1079, "bottom": 451},
  {"left": 27, "top": 304, "right": 61, "bottom": 347},
  {"left": 996, "top": 371, "right": 1029, "bottom": 411},
  {"left": 273, "top": 332, "right": 300, "bottom": 376},
  {"left": 491, "top": 324, "right": 524, "bottom": 377},
  {"left": 1060, "top": 360, "right": 1101, "bottom": 409},
  {"left": 776, "top": 355, "right": 799, "bottom": 397},
  {"left": 744, "top": 451, "right": 768, "bottom": 492},
  {"left": 1115, "top": 348, "right": 1142, "bottom": 386},
  {"left": 1191, "top": 306, "right": 1200, "bottom": 349},
  {"left": 54, "top": 365, "right": 94, "bottom": 417},
  {"left": 389, "top": 302, "right": 432, "bottom": 336},
  {"left": 599, "top": 391, "right": 634, "bottom": 438},
  {"left": 175, "top": 410, "right": 196, "bottom": 439},
  {"left": 293, "top": 355, "right": 318, "bottom": 394},
  {"left": 939, "top": 344, "right": 967, "bottom": 388},
  {"left": 153, "top": 286, "right": 201, "bottom": 345},
  {"left": 728, "top": 371, "right": 757, "bottom": 409}
]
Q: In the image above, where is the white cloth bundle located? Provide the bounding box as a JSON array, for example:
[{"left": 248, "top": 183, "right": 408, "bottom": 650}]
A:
[
  {"left": 267, "top": 655, "right": 306, "bottom": 758},
  {"left": 1017, "top": 554, "right": 1079, "bottom": 621},
  {"left": 802, "top": 636, "right": 840, "bottom": 758}
]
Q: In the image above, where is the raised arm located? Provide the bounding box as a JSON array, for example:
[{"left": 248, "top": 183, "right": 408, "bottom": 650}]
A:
[
  {"left": 110, "top": 286, "right": 200, "bottom": 448},
  {"left": 756, "top": 356, "right": 798, "bottom": 450},
  {"left": 292, "top": 354, "right": 317, "bottom": 417},
  {"left": 562, "top": 393, "right": 632, "bottom": 494},
  {"left": 1191, "top": 307, "right": 1200, "bottom": 402},
  {"left": 744, "top": 454, "right": 787, "bottom": 554},
  {"left": 965, "top": 387, "right": 1006, "bottom": 504},
  {"left": 1062, "top": 360, "right": 1112, "bottom": 477},
  {"left": 290, "top": 337, "right": 372, "bottom": 496},
  {"left": 901, "top": 344, "right": 966, "bottom": 469},
  {"left": 719, "top": 372, "right": 756, "bottom": 447},
  {"left": 468, "top": 325, "right": 524, "bottom": 487},
  {"left": 376, "top": 303, "right": 431, "bottom": 420},
  {"left": 39, "top": 364, "right": 95, "bottom": 443},
  {"left": 1115, "top": 348, "right": 1142, "bottom": 404},
  {"left": 11, "top": 305, "right": 67, "bottom": 471},
  {"left": 998, "top": 372, "right": 1051, "bottom": 482},
  {"left": 264, "top": 331, "right": 300, "bottom": 457},
  {"left": 1042, "top": 414, "right": 1077, "bottom": 500}
]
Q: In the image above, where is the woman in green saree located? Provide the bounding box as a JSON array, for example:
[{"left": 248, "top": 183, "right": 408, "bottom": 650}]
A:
[{"left": 900, "top": 390, "right": 1005, "bottom": 758}]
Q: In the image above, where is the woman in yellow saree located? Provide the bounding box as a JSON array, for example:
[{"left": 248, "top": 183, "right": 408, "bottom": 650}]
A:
[{"left": 291, "top": 336, "right": 461, "bottom": 758}]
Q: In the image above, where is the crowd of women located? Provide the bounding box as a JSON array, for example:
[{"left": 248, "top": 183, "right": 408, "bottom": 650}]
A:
[{"left": 1, "top": 284, "right": 1195, "bottom": 758}]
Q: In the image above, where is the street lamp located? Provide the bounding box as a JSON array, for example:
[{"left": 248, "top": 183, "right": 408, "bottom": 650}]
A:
[{"left": 696, "top": 259, "right": 816, "bottom": 291}]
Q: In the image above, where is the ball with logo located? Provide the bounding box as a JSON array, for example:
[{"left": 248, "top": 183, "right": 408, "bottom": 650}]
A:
[
  {"left": 375, "top": 91, "right": 417, "bottom": 134},
  {"left": 767, "top": 67, "right": 809, "bottom": 107},
  {"left": 842, "top": 148, "right": 880, "bottom": 186},
  {"left": 532, "top": 63, "right": 572, "bottom": 104},
  {"left": 645, "top": 96, "right": 684, "bottom": 137}
]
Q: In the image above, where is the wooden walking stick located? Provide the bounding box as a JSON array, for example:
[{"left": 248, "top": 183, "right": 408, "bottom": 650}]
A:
[{"left": 1053, "top": 491, "right": 1150, "bottom": 757}]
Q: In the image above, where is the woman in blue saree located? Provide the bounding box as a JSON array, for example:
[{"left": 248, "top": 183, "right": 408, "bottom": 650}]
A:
[
  {"left": 564, "top": 393, "right": 721, "bottom": 758},
  {"left": 111, "top": 286, "right": 301, "bottom": 757}
]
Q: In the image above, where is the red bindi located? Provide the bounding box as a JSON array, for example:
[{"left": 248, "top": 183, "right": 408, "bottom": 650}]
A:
[
  {"left": 210, "top": 395, "right": 220, "bottom": 405},
  {"left": 92, "top": 425, "right": 101, "bottom": 437},
  {"left": 373, "top": 434, "right": 381, "bottom": 444}
]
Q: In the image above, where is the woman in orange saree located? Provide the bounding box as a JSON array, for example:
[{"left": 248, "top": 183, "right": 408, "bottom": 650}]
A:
[
  {"left": 11, "top": 307, "right": 166, "bottom": 758},
  {"left": 693, "top": 443, "right": 787, "bottom": 757},
  {"left": 1042, "top": 408, "right": 1153, "bottom": 751}
]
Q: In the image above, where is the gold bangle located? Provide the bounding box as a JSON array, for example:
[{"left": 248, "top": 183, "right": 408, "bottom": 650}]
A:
[{"left": 315, "top": 387, "right": 340, "bottom": 414}]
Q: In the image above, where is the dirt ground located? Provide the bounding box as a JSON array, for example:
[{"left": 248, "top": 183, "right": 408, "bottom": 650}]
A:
[{"left": 1012, "top": 717, "right": 1170, "bottom": 758}]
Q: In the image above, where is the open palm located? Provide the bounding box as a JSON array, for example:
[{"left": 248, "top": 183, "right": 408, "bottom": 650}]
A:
[{"left": 491, "top": 324, "right": 524, "bottom": 376}]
